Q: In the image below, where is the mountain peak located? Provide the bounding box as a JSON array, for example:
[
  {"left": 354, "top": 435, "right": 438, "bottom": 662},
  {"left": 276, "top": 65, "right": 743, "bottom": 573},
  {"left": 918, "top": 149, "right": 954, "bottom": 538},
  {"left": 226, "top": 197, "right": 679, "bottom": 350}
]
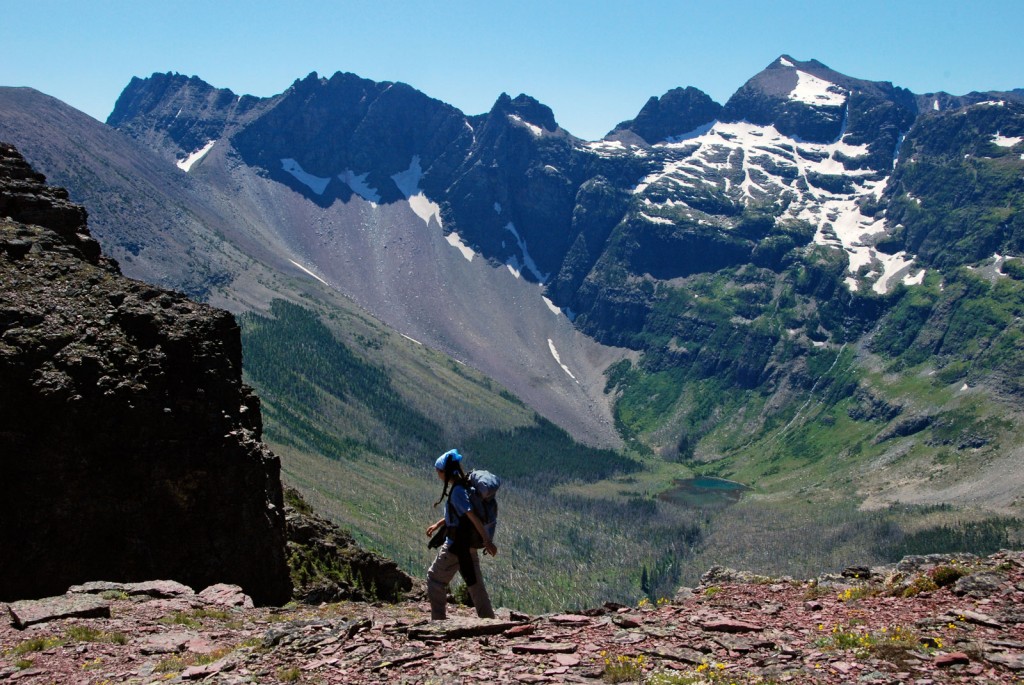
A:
[
  {"left": 607, "top": 86, "right": 721, "bottom": 144},
  {"left": 490, "top": 92, "right": 559, "bottom": 132}
]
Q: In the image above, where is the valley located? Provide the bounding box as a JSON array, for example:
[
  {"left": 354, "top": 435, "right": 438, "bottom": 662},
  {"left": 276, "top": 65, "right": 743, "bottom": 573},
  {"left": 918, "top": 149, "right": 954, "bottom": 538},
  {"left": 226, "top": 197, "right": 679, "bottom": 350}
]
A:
[{"left": 1, "top": 54, "right": 1022, "bottom": 612}]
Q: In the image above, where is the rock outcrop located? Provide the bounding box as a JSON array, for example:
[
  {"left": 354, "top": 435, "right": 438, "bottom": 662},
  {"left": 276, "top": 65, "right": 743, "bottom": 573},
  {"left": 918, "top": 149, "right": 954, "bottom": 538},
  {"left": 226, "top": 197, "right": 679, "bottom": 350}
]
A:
[
  {"left": 0, "top": 142, "right": 291, "bottom": 605},
  {"left": 284, "top": 488, "right": 417, "bottom": 604}
]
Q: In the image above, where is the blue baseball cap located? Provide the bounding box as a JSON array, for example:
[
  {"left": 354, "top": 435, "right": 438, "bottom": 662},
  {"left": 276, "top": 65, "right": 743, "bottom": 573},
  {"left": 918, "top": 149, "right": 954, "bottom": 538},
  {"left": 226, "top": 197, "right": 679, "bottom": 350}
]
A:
[{"left": 434, "top": 449, "right": 462, "bottom": 470}]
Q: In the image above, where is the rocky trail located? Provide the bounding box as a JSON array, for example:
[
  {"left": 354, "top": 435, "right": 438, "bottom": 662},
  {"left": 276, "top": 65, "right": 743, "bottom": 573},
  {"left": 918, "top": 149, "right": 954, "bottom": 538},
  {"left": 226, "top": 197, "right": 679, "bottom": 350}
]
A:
[{"left": 3, "top": 551, "right": 1022, "bottom": 684}]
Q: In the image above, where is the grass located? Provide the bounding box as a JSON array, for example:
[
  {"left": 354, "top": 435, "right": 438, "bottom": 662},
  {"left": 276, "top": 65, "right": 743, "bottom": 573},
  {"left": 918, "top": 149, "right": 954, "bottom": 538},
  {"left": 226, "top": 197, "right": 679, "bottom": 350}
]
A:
[
  {"left": 153, "top": 647, "right": 235, "bottom": 674},
  {"left": 9, "top": 635, "right": 63, "bottom": 656},
  {"left": 277, "top": 666, "right": 302, "bottom": 682},
  {"left": 64, "top": 625, "right": 128, "bottom": 644}
]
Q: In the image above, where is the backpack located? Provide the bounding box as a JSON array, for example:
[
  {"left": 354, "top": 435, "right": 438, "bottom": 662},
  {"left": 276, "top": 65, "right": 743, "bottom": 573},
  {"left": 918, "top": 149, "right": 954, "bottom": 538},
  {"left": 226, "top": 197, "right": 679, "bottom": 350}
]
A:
[{"left": 466, "top": 470, "right": 501, "bottom": 545}]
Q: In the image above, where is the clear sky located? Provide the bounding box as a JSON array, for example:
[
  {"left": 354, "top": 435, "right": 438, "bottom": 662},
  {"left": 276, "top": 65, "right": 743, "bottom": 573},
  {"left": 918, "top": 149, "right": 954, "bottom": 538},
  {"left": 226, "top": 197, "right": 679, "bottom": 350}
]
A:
[{"left": 3, "top": 0, "right": 1022, "bottom": 141}]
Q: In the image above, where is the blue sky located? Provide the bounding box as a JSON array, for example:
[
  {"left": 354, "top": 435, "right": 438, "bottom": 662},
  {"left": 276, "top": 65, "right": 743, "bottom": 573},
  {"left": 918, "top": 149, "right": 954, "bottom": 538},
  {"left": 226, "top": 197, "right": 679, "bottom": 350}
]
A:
[{"left": 3, "top": 0, "right": 1022, "bottom": 141}]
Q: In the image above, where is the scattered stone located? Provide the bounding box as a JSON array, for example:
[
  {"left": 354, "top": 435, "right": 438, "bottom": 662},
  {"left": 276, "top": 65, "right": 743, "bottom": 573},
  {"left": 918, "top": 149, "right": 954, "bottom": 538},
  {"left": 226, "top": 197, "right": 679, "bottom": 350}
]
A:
[
  {"left": 700, "top": 618, "right": 764, "bottom": 633},
  {"left": 803, "top": 600, "right": 823, "bottom": 612},
  {"left": 953, "top": 572, "right": 1004, "bottom": 598},
  {"left": 549, "top": 614, "right": 592, "bottom": 625},
  {"left": 2, "top": 548, "right": 1022, "bottom": 684},
  {"left": 985, "top": 652, "right": 1024, "bottom": 670},
  {"left": 7, "top": 594, "right": 110, "bottom": 628},
  {"left": 673, "top": 587, "right": 696, "bottom": 602},
  {"left": 181, "top": 659, "right": 228, "bottom": 680},
  {"left": 67, "top": 581, "right": 130, "bottom": 595},
  {"left": 139, "top": 631, "right": 191, "bottom": 655},
  {"left": 612, "top": 614, "right": 641, "bottom": 629},
  {"left": 407, "top": 617, "right": 523, "bottom": 640},
  {"left": 613, "top": 631, "right": 647, "bottom": 644},
  {"left": 641, "top": 645, "right": 705, "bottom": 665},
  {"left": 935, "top": 652, "right": 971, "bottom": 667},
  {"left": 371, "top": 649, "right": 433, "bottom": 671},
  {"left": 127, "top": 580, "right": 196, "bottom": 598},
  {"left": 504, "top": 623, "right": 536, "bottom": 638},
  {"left": 511, "top": 642, "right": 577, "bottom": 655},
  {"left": 198, "top": 583, "right": 254, "bottom": 608},
  {"left": 952, "top": 609, "right": 1005, "bottom": 629}
]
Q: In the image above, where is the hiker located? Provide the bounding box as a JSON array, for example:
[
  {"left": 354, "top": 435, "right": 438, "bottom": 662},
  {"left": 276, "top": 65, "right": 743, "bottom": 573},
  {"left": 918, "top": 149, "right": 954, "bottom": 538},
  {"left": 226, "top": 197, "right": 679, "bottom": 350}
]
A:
[{"left": 425, "top": 449, "right": 497, "bottom": 620}]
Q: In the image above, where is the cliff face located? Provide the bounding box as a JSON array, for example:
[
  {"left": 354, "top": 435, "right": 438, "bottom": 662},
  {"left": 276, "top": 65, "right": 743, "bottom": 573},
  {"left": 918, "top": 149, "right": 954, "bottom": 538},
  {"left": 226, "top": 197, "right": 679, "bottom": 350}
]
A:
[{"left": 0, "top": 143, "right": 291, "bottom": 604}]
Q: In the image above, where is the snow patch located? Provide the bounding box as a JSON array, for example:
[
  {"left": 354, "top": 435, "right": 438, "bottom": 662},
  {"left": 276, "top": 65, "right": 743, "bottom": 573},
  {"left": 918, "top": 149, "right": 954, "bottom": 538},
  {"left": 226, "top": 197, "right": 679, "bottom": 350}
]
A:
[
  {"left": 993, "top": 132, "right": 1023, "bottom": 148},
  {"left": 508, "top": 114, "right": 543, "bottom": 137},
  {"left": 177, "top": 140, "right": 215, "bottom": 172},
  {"left": 779, "top": 57, "right": 795, "bottom": 67},
  {"left": 393, "top": 156, "right": 443, "bottom": 227},
  {"left": 409, "top": 194, "right": 443, "bottom": 227},
  {"left": 288, "top": 259, "right": 330, "bottom": 286},
  {"left": 281, "top": 158, "right": 331, "bottom": 195},
  {"left": 445, "top": 231, "right": 475, "bottom": 261},
  {"left": 547, "top": 339, "right": 578, "bottom": 381},
  {"left": 872, "top": 250, "right": 916, "bottom": 294},
  {"left": 640, "top": 212, "right": 675, "bottom": 225},
  {"left": 338, "top": 170, "right": 381, "bottom": 204},
  {"left": 401, "top": 333, "right": 423, "bottom": 345},
  {"left": 933, "top": 99, "right": 940, "bottom": 111},
  {"left": 903, "top": 270, "right": 926, "bottom": 286},
  {"left": 542, "top": 296, "right": 562, "bottom": 315},
  {"left": 505, "top": 255, "right": 522, "bottom": 278},
  {"left": 505, "top": 222, "right": 548, "bottom": 282},
  {"left": 789, "top": 70, "right": 846, "bottom": 107},
  {"left": 663, "top": 121, "right": 716, "bottom": 143}
]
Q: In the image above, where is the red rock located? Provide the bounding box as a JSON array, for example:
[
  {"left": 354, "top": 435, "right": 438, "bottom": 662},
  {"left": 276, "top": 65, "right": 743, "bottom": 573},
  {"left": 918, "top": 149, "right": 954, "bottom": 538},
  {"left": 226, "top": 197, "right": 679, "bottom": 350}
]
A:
[
  {"left": 511, "top": 642, "right": 577, "bottom": 654},
  {"left": 504, "top": 624, "right": 536, "bottom": 637},
  {"left": 549, "top": 614, "right": 591, "bottom": 625},
  {"left": 935, "top": 652, "right": 971, "bottom": 667},
  {"left": 700, "top": 618, "right": 764, "bottom": 633},
  {"left": 7, "top": 594, "right": 110, "bottom": 628},
  {"left": 198, "top": 583, "right": 253, "bottom": 608}
]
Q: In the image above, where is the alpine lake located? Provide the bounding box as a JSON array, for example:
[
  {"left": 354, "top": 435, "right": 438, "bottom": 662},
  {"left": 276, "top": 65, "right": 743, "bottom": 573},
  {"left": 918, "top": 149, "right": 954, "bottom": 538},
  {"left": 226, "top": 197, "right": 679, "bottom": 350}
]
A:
[{"left": 659, "top": 476, "right": 749, "bottom": 509}]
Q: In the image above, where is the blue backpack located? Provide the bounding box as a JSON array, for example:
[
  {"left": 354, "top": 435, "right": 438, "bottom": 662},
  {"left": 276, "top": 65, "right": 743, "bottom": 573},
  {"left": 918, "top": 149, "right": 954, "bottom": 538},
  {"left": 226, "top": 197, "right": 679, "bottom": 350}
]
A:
[{"left": 466, "top": 470, "right": 501, "bottom": 545}]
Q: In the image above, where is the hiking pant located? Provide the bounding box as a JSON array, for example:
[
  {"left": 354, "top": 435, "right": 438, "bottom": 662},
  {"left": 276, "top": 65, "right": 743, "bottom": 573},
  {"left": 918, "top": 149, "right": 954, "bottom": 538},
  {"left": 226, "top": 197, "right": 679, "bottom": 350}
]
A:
[{"left": 427, "top": 541, "right": 495, "bottom": 621}]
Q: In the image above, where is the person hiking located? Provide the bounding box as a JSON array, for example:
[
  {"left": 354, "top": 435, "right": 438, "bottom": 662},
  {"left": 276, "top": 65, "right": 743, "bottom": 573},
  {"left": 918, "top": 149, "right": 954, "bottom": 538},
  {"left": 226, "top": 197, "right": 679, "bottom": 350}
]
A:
[{"left": 425, "top": 449, "right": 497, "bottom": 620}]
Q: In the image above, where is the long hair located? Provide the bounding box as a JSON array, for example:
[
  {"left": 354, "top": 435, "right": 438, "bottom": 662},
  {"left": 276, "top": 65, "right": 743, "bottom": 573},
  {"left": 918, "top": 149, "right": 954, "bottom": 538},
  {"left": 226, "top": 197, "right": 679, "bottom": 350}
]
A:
[{"left": 433, "top": 456, "right": 468, "bottom": 507}]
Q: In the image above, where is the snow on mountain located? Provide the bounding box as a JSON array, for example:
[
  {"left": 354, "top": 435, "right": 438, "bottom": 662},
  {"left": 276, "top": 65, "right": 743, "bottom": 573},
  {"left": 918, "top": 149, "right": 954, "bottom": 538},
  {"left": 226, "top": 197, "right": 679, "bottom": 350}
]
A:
[
  {"left": 392, "top": 156, "right": 443, "bottom": 227},
  {"left": 504, "top": 221, "right": 549, "bottom": 282},
  {"left": 281, "top": 158, "right": 331, "bottom": 195},
  {"left": 177, "top": 140, "right": 215, "bottom": 172},
  {"left": 789, "top": 71, "right": 846, "bottom": 107},
  {"left": 339, "top": 170, "right": 381, "bottom": 204},
  {"left": 993, "top": 132, "right": 1023, "bottom": 147},
  {"left": 626, "top": 117, "right": 915, "bottom": 294},
  {"left": 445, "top": 231, "right": 476, "bottom": 261}
]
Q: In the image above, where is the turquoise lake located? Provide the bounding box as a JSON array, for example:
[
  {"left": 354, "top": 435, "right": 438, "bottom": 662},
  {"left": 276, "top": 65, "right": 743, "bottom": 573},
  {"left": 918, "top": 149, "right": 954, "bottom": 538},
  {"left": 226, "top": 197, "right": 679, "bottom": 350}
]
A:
[{"left": 659, "top": 476, "right": 749, "bottom": 509}]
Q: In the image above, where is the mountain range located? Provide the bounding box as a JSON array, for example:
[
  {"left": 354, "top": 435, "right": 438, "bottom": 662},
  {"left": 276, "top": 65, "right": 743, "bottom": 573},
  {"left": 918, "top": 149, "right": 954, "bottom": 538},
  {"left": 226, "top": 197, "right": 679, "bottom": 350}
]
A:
[{"left": 2, "top": 55, "right": 1023, "bottom": 602}]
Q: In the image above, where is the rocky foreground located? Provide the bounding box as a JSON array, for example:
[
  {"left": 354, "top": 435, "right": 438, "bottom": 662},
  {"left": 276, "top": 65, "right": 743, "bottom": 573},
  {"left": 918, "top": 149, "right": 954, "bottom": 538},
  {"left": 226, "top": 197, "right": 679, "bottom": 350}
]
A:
[{"left": 3, "top": 551, "right": 1022, "bottom": 684}]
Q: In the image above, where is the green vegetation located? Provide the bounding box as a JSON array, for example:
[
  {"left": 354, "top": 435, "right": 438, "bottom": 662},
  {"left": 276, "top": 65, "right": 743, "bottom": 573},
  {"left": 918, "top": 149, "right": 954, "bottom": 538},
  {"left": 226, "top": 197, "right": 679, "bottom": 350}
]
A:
[
  {"left": 463, "top": 419, "right": 640, "bottom": 486},
  {"left": 241, "top": 300, "right": 443, "bottom": 461},
  {"left": 9, "top": 635, "right": 63, "bottom": 656},
  {"left": 64, "top": 626, "right": 128, "bottom": 644},
  {"left": 240, "top": 232, "right": 1024, "bottom": 612}
]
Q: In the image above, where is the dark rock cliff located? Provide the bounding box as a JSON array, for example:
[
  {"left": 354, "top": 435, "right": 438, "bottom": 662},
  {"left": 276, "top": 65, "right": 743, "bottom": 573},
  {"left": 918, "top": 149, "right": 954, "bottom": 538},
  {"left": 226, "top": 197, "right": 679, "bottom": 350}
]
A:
[
  {"left": 0, "top": 143, "right": 291, "bottom": 604},
  {"left": 607, "top": 86, "right": 722, "bottom": 144}
]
